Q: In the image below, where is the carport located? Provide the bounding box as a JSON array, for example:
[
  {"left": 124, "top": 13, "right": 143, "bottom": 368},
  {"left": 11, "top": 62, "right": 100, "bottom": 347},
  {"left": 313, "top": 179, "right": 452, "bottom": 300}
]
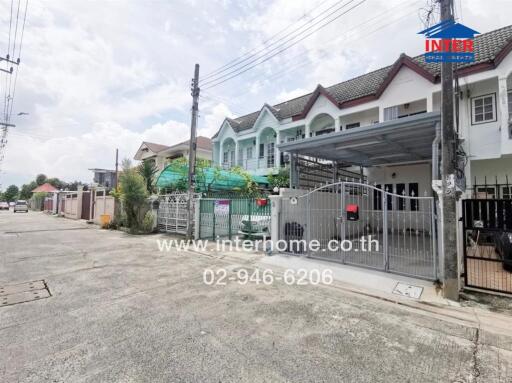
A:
[
  {"left": 275, "top": 112, "right": 442, "bottom": 280},
  {"left": 280, "top": 112, "right": 440, "bottom": 171}
]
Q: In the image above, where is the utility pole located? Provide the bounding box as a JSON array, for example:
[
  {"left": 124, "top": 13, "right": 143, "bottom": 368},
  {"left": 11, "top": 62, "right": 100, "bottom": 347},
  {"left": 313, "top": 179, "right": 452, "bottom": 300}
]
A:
[
  {"left": 439, "top": 0, "right": 458, "bottom": 300},
  {"left": 186, "top": 64, "right": 200, "bottom": 239},
  {"left": 115, "top": 148, "right": 119, "bottom": 189}
]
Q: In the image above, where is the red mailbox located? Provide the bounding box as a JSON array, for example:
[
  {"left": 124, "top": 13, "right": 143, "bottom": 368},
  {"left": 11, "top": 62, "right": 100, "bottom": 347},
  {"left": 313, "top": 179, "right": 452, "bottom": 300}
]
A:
[{"left": 346, "top": 204, "right": 359, "bottom": 221}]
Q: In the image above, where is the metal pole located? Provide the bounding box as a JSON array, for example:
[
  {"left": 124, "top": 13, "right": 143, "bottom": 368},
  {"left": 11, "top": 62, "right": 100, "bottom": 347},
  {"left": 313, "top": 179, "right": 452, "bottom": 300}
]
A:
[
  {"left": 439, "top": 0, "right": 459, "bottom": 300},
  {"left": 186, "top": 64, "right": 200, "bottom": 239}
]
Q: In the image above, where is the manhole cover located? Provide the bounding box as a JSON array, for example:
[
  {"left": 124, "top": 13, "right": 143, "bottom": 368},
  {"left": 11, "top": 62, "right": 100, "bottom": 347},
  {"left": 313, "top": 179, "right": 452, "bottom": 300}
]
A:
[
  {"left": 0, "top": 280, "right": 51, "bottom": 307},
  {"left": 392, "top": 282, "right": 423, "bottom": 299}
]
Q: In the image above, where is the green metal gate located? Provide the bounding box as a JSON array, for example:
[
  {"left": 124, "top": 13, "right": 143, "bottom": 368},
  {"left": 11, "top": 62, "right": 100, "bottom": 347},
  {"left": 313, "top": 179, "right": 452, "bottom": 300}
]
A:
[{"left": 199, "top": 197, "right": 271, "bottom": 239}]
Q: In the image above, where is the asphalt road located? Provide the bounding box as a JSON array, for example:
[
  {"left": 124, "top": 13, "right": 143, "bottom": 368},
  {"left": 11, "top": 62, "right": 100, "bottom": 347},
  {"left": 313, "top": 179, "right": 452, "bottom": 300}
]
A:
[{"left": 1, "top": 211, "right": 511, "bottom": 382}]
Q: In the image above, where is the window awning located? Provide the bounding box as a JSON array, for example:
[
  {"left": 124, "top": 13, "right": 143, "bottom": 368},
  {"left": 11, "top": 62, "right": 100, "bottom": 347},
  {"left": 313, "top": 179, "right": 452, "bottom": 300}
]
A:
[{"left": 278, "top": 112, "right": 440, "bottom": 167}]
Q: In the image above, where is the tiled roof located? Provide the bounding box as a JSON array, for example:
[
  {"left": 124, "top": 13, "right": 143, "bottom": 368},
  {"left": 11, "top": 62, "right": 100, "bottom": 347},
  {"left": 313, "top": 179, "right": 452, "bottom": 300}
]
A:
[
  {"left": 213, "top": 24, "right": 512, "bottom": 138},
  {"left": 32, "top": 183, "right": 58, "bottom": 193},
  {"left": 143, "top": 142, "right": 170, "bottom": 153}
]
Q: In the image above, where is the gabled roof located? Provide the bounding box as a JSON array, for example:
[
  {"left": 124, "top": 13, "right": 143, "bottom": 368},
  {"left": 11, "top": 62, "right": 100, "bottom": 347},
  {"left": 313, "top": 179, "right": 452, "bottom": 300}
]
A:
[
  {"left": 135, "top": 137, "right": 212, "bottom": 160},
  {"left": 32, "top": 183, "right": 58, "bottom": 193},
  {"left": 212, "top": 24, "right": 512, "bottom": 137},
  {"left": 143, "top": 142, "right": 171, "bottom": 153}
]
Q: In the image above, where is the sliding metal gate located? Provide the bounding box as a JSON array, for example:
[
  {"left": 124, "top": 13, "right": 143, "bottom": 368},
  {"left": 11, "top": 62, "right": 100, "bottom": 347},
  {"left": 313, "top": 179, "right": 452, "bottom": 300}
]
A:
[
  {"left": 279, "top": 182, "right": 437, "bottom": 280},
  {"left": 157, "top": 193, "right": 200, "bottom": 235}
]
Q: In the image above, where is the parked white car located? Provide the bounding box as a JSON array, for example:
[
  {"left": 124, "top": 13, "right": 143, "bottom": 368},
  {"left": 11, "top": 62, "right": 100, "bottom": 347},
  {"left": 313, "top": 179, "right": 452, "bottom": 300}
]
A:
[
  {"left": 0, "top": 201, "right": 9, "bottom": 210},
  {"left": 238, "top": 215, "right": 271, "bottom": 238},
  {"left": 13, "top": 200, "right": 28, "bottom": 213}
]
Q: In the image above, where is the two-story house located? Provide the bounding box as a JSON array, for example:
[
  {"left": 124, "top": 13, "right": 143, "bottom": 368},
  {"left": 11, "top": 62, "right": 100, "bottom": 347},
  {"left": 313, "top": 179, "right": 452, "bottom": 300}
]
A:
[
  {"left": 134, "top": 136, "right": 213, "bottom": 175},
  {"left": 212, "top": 25, "right": 512, "bottom": 198}
]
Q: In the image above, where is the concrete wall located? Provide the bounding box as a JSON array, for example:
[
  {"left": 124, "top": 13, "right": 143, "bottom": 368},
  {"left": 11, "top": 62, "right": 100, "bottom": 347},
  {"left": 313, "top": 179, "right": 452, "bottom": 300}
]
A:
[
  {"left": 366, "top": 163, "right": 433, "bottom": 197},
  {"left": 93, "top": 195, "right": 115, "bottom": 225}
]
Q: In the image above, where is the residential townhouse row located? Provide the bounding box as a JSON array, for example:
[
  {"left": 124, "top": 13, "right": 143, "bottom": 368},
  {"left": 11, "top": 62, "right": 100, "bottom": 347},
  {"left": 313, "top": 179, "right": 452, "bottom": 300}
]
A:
[{"left": 211, "top": 25, "right": 512, "bottom": 199}]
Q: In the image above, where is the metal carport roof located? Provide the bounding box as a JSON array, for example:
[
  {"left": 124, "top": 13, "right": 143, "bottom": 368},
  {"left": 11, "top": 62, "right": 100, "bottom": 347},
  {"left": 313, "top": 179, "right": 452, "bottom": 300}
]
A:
[{"left": 278, "top": 112, "right": 441, "bottom": 167}]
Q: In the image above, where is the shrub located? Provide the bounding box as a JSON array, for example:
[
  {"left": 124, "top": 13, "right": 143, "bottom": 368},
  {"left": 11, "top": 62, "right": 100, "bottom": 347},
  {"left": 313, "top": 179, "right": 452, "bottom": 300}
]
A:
[
  {"left": 119, "top": 165, "right": 147, "bottom": 232},
  {"left": 141, "top": 211, "right": 155, "bottom": 233}
]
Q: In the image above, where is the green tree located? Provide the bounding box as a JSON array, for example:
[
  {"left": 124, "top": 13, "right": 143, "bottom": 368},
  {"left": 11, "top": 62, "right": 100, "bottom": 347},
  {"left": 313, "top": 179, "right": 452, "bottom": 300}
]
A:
[
  {"left": 138, "top": 160, "right": 158, "bottom": 194},
  {"left": 119, "top": 160, "right": 147, "bottom": 232},
  {"left": 268, "top": 167, "right": 290, "bottom": 190},
  {"left": 36, "top": 174, "right": 48, "bottom": 186},
  {"left": 4, "top": 185, "right": 19, "bottom": 202},
  {"left": 19, "top": 181, "right": 37, "bottom": 200},
  {"left": 47, "top": 177, "right": 66, "bottom": 190}
]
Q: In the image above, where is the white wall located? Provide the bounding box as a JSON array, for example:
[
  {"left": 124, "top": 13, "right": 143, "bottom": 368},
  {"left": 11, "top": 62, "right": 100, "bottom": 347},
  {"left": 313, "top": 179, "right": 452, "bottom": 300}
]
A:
[{"left": 366, "top": 163, "right": 432, "bottom": 197}]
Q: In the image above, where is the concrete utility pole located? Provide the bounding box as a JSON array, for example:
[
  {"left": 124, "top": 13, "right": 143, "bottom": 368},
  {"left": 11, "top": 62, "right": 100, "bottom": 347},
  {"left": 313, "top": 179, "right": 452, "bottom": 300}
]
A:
[
  {"left": 115, "top": 148, "right": 119, "bottom": 189},
  {"left": 439, "top": 0, "right": 459, "bottom": 300},
  {"left": 186, "top": 64, "right": 200, "bottom": 239}
]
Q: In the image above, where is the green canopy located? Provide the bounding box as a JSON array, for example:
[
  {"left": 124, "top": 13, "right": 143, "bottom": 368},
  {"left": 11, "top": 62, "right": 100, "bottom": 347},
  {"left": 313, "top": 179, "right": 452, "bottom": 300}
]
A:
[{"left": 156, "top": 164, "right": 268, "bottom": 192}]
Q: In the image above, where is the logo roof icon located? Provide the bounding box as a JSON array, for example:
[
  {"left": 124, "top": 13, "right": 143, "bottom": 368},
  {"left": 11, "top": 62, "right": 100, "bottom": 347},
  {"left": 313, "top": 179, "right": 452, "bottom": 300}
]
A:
[{"left": 418, "top": 20, "right": 480, "bottom": 39}]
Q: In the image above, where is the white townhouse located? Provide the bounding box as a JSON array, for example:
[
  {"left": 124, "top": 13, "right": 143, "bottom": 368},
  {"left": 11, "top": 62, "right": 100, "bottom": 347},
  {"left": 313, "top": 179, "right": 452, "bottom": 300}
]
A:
[{"left": 212, "top": 25, "right": 512, "bottom": 198}]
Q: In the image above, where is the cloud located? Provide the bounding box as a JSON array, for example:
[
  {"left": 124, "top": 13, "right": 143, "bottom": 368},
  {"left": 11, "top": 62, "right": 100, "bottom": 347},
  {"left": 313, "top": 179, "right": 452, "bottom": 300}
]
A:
[{"left": 1, "top": 0, "right": 510, "bottom": 189}]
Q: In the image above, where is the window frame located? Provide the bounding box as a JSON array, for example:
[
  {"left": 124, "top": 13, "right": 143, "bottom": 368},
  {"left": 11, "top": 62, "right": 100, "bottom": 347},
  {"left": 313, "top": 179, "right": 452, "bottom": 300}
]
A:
[{"left": 471, "top": 93, "right": 497, "bottom": 125}]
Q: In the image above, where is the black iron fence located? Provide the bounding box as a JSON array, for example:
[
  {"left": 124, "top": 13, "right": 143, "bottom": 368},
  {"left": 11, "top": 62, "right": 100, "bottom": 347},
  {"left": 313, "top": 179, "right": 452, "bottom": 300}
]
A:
[
  {"left": 465, "top": 175, "right": 512, "bottom": 200},
  {"left": 462, "top": 199, "right": 512, "bottom": 295}
]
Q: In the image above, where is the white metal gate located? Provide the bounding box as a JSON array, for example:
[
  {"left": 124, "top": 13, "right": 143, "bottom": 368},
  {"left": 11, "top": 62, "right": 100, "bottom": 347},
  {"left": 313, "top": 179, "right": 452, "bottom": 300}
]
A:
[
  {"left": 278, "top": 182, "right": 438, "bottom": 280},
  {"left": 157, "top": 193, "right": 199, "bottom": 235}
]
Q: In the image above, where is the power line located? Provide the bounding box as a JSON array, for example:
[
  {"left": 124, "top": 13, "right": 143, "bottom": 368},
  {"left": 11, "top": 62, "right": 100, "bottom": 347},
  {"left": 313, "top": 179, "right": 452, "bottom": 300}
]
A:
[
  {"left": 8, "top": 0, "right": 28, "bottom": 120},
  {"left": 201, "top": 0, "right": 362, "bottom": 87},
  {"left": 202, "top": 0, "right": 367, "bottom": 90},
  {"left": 242, "top": 0, "right": 419, "bottom": 88},
  {"left": 202, "top": 0, "right": 341, "bottom": 81}
]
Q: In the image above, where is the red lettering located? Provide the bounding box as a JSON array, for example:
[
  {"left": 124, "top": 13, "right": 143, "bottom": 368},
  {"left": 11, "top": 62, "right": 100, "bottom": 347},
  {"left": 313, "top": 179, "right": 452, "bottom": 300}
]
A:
[
  {"left": 430, "top": 39, "right": 442, "bottom": 52},
  {"left": 452, "top": 40, "right": 462, "bottom": 52},
  {"left": 463, "top": 39, "right": 474, "bottom": 52}
]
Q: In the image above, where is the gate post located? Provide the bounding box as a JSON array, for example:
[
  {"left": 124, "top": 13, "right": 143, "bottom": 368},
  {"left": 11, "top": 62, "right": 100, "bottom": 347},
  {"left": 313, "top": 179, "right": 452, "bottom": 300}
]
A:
[
  {"left": 340, "top": 183, "right": 346, "bottom": 263},
  {"left": 306, "top": 193, "right": 311, "bottom": 257},
  {"left": 431, "top": 198, "right": 438, "bottom": 280},
  {"left": 228, "top": 200, "right": 232, "bottom": 240},
  {"left": 194, "top": 197, "right": 201, "bottom": 240},
  {"left": 382, "top": 188, "right": 389, "bottom": 271}
]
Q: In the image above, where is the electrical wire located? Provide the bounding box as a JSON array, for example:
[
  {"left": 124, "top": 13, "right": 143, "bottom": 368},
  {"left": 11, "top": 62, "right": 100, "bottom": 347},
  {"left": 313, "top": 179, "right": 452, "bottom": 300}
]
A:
[
  {"left": 202, "top": 0, "right": 367, "bottom": 90},
  {"left": 202, "top": 0, "right": 342, "bottom": 80},
  {"left": 242, "top": 0, "right": 419, "bottom": 89},
  {"left": 201, "top": 0, "right": 362, "bottom": 87}
]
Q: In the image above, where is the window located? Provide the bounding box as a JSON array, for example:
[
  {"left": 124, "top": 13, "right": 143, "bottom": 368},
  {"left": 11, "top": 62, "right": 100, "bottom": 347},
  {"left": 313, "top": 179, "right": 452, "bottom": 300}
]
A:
[
  {"left": 223, "top": 151, "right": 228, "bottom": 164},
  {"left": 238, "top": 148, "right": 243, "bottom": 166},
  {"left": 346, "top": 122, "right": 360, "bottom": 130},
  {"left": 373, "top": 184, "right": 382, "bottom": 210},
  {"left": 502, "top": 186, "right": 512, "bottom": 199},
  {"left": 384, "top": 106, "right": 399, "bottom": 121},
  {"left": 385, "top": 184, "right": 393, "bottom": 210},
  {"left": 267, "top": 142, "right": 275, "bottom": 167},
  {"left": 396, "top": 183, "right": 406, "bottom": 210},
  {"left": 259, "top": 143, "right": 264, "bottom": 158},
  {"left": 471, "top": 94, "right": 496, "bottom": 124},
  {"left": 230, "top": 151, "right": 235, "bottom": 165},
  {"left": 409, "top": 183, "right": 419, "bottom": 211},
  {"left": 476, "top": 187, "right": 496, "bottom": 199},
  {"left": 508, "top": 90, "right": 512, "bottom": 137},
  {"left": 246, "top": 147, "right": 253, "bottom": 159}
]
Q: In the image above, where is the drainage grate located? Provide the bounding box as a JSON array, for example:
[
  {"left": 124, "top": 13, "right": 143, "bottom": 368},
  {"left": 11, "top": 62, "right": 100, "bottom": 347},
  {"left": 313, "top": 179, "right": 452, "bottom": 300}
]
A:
[
  {"left": 392, "top": 282, "right": 424, "bottom": 299},
  {"left": 0, "top": 280, "right": 51, "bottom": 307}
]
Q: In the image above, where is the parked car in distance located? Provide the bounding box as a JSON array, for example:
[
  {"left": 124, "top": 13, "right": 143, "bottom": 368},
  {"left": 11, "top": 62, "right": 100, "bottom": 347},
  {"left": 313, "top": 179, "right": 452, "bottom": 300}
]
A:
[
  {"left": 239, "top": 215, "right": 271, "bottom": 238},
  {"left": 9, "top": 201, "right": 15, "bottom": 207},
  {"left": 494, "top": 232, "right": 512, "bottom": 272},
  {"left": 13, "top": 200, "right": 28, "bottom": 213},
  {"left": 0, "top": 201, "right": 9, "bottom": 210}
]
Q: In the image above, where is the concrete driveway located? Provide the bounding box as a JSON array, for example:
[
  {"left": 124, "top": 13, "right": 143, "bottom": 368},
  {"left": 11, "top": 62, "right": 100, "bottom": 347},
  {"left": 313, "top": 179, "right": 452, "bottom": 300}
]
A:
[{"left": 1, "top": 211, "right": 511, "bottom": 382}]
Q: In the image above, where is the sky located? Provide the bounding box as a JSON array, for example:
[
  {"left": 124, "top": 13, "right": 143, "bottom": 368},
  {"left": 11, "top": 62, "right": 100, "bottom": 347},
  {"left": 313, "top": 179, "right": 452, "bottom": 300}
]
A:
[{"left": 0, "top": 0, "right": 510, "bottom": 189}]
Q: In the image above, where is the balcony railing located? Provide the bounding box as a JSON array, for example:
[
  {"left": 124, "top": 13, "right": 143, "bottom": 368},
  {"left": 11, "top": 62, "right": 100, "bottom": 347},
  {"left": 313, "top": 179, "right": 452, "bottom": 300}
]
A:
[{"left": 222, "top": 156, "right": 277, "bottom": 171}]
